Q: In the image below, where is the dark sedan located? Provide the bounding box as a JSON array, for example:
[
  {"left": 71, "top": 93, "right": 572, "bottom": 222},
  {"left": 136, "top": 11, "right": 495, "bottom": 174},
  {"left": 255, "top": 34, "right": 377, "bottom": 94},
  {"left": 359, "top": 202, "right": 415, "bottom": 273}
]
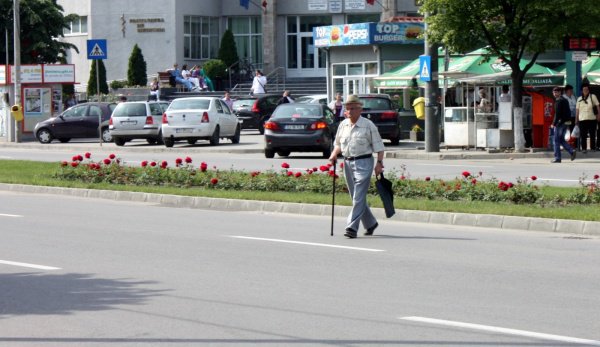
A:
[
  {"left": 357, "top": 94, "right": 401, "bottom": 145},
  {"left": 263, "top": 103, "right": 337, "bottom": 158},
  {"left": 34, "top": 102, "right": 117, "bottom": 144},
  {"left": 232, "top": 94, "right": 280, "bottom": 134}
]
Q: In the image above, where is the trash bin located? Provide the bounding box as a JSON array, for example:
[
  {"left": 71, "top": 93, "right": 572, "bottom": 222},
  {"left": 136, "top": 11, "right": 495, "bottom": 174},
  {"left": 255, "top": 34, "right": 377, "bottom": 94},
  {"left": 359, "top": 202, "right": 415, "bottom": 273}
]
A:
[
  {"left": 10, "top": 104, "right": 23, "bottom": 121},
  {"left": 412, "top": 97, "right": 425, "bottom": 120}
]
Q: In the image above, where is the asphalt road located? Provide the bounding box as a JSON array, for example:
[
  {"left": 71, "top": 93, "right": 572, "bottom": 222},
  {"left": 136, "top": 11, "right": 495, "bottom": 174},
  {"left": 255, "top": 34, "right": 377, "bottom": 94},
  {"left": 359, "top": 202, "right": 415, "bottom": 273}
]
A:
[
  {"left": 1, "top": 191, "right": 600, "bottom": 346},
  {"left": 1, "top": 132, "right": 600, "bottom": 187}
]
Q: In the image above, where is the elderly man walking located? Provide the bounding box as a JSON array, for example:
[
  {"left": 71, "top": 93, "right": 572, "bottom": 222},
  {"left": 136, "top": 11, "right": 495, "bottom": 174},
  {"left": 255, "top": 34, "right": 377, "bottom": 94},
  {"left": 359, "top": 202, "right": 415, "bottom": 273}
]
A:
[{"left": 328, "top": 95, "right": 385, "bottom": 238}]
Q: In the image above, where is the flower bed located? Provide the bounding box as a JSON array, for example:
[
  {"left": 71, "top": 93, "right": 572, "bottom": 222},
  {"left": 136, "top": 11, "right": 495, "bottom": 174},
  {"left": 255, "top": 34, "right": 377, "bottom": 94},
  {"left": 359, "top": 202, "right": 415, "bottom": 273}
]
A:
[{"left": 54, "top": 153, "right": 600, "bottom": 205}]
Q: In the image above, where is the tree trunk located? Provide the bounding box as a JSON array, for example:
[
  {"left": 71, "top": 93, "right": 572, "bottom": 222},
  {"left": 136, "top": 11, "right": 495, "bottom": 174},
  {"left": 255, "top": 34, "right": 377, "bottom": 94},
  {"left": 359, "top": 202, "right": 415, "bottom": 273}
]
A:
[{"left": 512, "top": 75, "right": 526, "bottom": 152}]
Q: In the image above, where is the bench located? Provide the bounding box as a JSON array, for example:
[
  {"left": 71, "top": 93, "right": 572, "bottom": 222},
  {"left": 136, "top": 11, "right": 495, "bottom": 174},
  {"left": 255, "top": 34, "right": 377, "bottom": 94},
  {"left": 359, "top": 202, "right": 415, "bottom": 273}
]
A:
[{"left": 158, "top": 71, "right": 175, "bottom": 88}]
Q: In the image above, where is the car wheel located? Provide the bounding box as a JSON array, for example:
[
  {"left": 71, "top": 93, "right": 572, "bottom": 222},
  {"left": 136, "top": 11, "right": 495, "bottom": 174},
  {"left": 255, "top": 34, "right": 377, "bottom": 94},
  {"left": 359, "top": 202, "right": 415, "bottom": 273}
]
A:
[
  {"left": 264, "top": 148, "right": 275, "bottom": 158},
  {"left": 231, "top": 124, "right": 241, "bottom": 144},
  {"left": 389, "top": 137, "right": 400, "bottom": 146},
  {"left": 58, "top": 138, "right": 71, "bottom": 143},
  {"left": 277, "top": 150, "right": 290, "bottom": 157},
  {"left": 101, "top": 127, "right": 113, "bottom": 142},
  {"left": 164, "top": 137, "right": 174, "bottom": 148},
  {"left": 156, "top": 131, "right": 164, "bottom": 145},
  {"left": 187, "top": 139, "right": 197, "bottom": 145},
  {"left": 36, "top": 128, "right": 53, "bottom": 144},
  {"left": 146, "top": 138, "right": 157, "bottom": 145},
  {"left": 209, "top": 126, "right": 220, "bottom": 146},
  {"left": 114, "top": 137, "right": 126, "bottom": 146}
]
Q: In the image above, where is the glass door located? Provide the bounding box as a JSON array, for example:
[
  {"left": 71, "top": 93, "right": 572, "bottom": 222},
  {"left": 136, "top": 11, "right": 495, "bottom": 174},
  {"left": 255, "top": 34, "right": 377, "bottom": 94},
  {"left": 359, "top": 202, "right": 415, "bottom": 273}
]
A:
[
  {"left": 286, "top": 16, "right": 330, "bottom": 78},
  {"left": 344, "top": 77, "right": 362, "bottom": 96}
]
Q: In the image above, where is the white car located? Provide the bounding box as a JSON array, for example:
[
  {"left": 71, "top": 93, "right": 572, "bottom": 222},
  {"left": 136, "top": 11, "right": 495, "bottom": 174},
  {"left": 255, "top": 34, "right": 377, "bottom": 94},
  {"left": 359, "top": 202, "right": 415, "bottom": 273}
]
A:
[
  {"left": 161, "top": 97, "right": 241, "bottom": 147},
  {"left": 294, "top": 94, "right": 329, "bottom": 105}
]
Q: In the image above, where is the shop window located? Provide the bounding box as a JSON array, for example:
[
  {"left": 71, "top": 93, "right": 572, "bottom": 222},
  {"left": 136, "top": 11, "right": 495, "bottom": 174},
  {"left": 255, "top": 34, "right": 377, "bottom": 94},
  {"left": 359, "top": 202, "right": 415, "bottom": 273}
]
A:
[
  {"left": 348, "top": 63, "right": 363, "bottom": 75},
  {"left": 333, "top": 65, "right": 347, "bottom": 76}
]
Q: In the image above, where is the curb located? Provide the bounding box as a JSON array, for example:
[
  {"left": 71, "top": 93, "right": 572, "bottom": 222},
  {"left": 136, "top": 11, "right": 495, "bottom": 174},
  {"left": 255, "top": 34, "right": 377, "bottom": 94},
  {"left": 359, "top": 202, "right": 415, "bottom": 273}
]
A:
[{"left": 2, "top": 183, "right": 599, "bottom": 236}]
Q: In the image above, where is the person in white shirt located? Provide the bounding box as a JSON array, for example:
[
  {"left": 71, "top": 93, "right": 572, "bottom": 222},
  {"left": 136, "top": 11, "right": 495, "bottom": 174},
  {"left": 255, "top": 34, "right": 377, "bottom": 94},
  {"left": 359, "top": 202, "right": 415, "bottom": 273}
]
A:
[
  {"left": 222, "top": 91, "right": 234, "bottom": 111},
  {"left": 328, "top": 92, "right": 345, "bottom": 121},
  {"left": 251, "top": 70, "right": 267, "bottom": 95}
]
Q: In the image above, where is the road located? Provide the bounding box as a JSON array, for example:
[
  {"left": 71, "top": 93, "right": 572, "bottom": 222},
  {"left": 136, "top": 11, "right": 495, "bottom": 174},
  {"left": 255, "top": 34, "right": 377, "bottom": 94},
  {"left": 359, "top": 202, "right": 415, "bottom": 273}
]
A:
[
  {"left": 1, "top": 191, "right": 600, "bottom": 346},
  {"left": 1, "top": 132, "right": 599, "bottom": 187}
]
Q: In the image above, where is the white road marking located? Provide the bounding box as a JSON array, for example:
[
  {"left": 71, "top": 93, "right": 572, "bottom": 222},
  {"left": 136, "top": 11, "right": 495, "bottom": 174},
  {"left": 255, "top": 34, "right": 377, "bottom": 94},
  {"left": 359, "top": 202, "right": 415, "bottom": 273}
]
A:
[
  {"left": 229, "top": 236, "right": 385, "bottom": 252},
  {"left": 0, "top": 213, "right": 24, "bottom": 218},
  {"left": 0, "top": 260, "right": 61, "bottom": 270},
  {"left": 400, "top": 316, "right": 600, "bottom": 346},
  {"left": 416, "top": 163, "right": 494, "bottom": 168}
]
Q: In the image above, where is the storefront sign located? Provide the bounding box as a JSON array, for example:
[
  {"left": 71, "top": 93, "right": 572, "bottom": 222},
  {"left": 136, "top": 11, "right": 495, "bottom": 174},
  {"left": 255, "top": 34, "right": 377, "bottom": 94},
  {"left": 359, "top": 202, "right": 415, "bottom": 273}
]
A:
[
  {"left": 130, "top": 18, "right": 166, "bottom": 33},
  {"left": 10, "top": 65, "right": 43, "bottom": 83},
  {"left": 329, "top": 0, "right": 342, "bottom": 13},
  {"left": 308, "top": 0, "right": 327, "bottom": 10},
  {"left": 1, "top": 64, "right": 75, "bottom": 84},
  {"left": 43, "top": 65, "right": 75, "bottom": 83},
  {"left": 345, "top": 0, "right": 365, "bottom": 10},
  {"left": 314, "top": 22, "right": 424, "bottom": 47}
]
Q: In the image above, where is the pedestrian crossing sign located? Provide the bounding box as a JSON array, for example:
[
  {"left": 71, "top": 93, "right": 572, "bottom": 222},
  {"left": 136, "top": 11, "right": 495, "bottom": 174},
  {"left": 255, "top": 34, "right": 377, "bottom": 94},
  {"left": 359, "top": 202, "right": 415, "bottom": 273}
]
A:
[
  {"left": 419, "top": 55, "right": 431, "bottom": 82},
  {"left": 87, "top": 39, "right": 107, "bottom": 60}
]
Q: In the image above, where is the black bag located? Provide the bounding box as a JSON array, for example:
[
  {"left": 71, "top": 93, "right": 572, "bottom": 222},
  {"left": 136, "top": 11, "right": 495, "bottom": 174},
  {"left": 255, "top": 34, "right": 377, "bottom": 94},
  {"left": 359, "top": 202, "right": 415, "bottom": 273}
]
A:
[{"left": 375, "top": 173, "right": 395, "bottom": 218}]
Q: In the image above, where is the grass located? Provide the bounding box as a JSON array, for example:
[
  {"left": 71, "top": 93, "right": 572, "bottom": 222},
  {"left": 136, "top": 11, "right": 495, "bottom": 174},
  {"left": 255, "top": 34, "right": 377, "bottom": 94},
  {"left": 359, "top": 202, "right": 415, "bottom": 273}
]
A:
[{"left": 1, "top": 159, "right": 599, "bottom": 222}]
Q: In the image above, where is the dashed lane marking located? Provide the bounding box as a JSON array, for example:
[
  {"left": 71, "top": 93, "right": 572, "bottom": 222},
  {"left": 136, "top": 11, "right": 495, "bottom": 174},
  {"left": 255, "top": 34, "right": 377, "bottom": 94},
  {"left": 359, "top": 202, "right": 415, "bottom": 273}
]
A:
[
  {"left": 0, "top": 260, "right": 61, "bottom": 270},
  {"left": 0, "top": 213, "right": 23, "bottom": 217},
  {"left": 229, "top": 236, "right": 385, "bottom": 252}
]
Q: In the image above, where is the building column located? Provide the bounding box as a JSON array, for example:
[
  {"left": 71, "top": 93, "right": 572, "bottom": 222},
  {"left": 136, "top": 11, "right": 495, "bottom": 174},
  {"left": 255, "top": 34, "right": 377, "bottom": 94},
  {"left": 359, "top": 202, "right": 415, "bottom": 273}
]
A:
[{"left": 262, "top": 0, "right": 276, "bottom": 74}]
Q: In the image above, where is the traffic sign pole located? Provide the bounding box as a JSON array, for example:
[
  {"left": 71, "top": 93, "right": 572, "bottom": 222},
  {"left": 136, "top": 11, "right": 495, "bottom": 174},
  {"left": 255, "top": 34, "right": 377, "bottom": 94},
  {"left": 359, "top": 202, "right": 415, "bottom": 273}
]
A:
[
  {"left": 423, "top": 13, "right": 440, "bottom": 152},
  {"left": 87, "top": 39, "right": 107, "bottom": 147}
]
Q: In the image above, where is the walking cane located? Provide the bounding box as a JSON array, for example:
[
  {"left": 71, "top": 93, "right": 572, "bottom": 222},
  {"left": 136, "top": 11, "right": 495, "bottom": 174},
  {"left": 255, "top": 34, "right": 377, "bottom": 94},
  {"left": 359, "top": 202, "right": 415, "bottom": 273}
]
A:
[{"left": 330, "top": 161, "right": 336, "bottom": 236}]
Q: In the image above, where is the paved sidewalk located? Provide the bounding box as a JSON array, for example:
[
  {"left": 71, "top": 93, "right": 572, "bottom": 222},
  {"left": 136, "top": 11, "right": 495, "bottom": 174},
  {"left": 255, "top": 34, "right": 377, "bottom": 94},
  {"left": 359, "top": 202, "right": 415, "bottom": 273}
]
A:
[{"left": 1, "top": 183, "right": 599, "bottom": 237}]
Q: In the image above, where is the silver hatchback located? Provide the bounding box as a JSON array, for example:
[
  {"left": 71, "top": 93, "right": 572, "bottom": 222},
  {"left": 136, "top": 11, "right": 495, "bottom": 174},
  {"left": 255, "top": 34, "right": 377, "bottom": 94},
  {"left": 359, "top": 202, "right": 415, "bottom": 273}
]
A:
[{"left": 109, "top": 101, "right": 170, "bottom": 146}]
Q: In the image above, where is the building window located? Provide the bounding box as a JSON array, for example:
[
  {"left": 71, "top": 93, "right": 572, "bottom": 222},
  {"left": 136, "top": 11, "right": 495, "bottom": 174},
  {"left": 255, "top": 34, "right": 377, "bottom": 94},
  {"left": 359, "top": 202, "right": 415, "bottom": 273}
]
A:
[
  {"left": 287, "top": 16, "right": 331, "bottom": 70},
  {"left": 227, "top": 17, "right": 262, "bottom": 67},
  {"left": 64, "top": 16, "right": 88, "bottom": 35},
  {"left": 347, "top": 14, "right": 380, "bottom": 24},
  {"left": 184, "top": 16, "right": 219, "bottom": 60}
]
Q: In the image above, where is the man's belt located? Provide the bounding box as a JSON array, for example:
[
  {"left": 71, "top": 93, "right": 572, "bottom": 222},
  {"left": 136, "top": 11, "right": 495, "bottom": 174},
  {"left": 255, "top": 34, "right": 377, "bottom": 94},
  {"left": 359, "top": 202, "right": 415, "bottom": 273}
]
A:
[{"left": 344, "top": 153, "right": 373, "bottom": 161}]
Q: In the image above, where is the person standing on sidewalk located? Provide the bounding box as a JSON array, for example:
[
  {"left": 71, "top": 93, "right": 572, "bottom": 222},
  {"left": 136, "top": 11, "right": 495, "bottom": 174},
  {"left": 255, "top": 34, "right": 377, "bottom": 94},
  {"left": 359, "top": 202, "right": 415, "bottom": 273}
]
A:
[
  {"left": 552, "top": 86, "right": 576, "bottom": 163},
  {"left": 328, "top": 95, "right": 385, "bottom": 238},
  {"left": 575, "top": 84, "right": 599, "bottom": 153}
]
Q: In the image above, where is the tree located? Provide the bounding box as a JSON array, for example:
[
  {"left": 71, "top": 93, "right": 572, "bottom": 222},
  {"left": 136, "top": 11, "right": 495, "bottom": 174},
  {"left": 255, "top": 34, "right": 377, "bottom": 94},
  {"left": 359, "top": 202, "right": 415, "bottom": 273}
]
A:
[
  {"left": 0, "top": 0, "right": 78, "bottom": 64},
  {"left": 421, "top": 0, "right": 600, "bottom": 151},
  {"left": 218, "top": 29, "right": 239, "bottom": 68},
  {"left": 127, "top": 44, "right": 147, "bottom": 87},
  {"left": 87, "top": 59, "right": 109, "bottom": 97}
]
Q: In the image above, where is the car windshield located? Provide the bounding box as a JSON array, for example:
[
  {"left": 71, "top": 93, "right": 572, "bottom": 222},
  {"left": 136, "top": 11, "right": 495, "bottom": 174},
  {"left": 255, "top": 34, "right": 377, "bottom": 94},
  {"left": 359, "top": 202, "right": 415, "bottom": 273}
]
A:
[
  {"left": 272, "top": 105, "right": 321, "bottom": 119},
  {"left": 169, "top": 99, "right": 210, "bottom": 110},
  {"left": 233, "top": 99, "right": 255, "bottom": 108},
  {"left": 359, "top": 97, "right": 392, "bottom": 110},
  {"left": 112, "top": 103, "right": 147, "bottom": 117}
]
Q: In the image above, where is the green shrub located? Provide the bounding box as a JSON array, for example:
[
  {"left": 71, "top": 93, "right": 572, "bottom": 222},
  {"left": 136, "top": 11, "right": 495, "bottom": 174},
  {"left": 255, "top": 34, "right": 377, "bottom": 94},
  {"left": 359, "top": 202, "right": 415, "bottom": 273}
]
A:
[
  {"left": 109, "top": 80, "right": 127, "bottom": 90},
  {"left": 127, "top": 44, "right": 148, "bottom": 87},
  {"left": 203, "top": 59, "right": 227, "bottom": 80}
]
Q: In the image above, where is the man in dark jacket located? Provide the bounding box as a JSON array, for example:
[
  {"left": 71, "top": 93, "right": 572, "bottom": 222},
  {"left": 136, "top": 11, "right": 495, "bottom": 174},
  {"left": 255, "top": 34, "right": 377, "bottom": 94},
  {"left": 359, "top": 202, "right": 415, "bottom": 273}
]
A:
[{"left": 551, "top": 86, "right": 576, "bottom": 163}]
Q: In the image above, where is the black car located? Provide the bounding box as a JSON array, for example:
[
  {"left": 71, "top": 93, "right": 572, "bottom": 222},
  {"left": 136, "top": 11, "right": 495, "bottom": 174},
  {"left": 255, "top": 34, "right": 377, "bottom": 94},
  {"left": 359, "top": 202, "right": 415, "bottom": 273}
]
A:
[
  {"left": 357, "top": 94, "right": 401, "bottom": 145},
  {"left": 232, "top": 94, "right": 280, "bottom": 134},
  {"left": 263, "top": 103, "right": 337, "bottom": 158},
  {"left": 34, "top": 102, "right": 117, "bottom": 144}
]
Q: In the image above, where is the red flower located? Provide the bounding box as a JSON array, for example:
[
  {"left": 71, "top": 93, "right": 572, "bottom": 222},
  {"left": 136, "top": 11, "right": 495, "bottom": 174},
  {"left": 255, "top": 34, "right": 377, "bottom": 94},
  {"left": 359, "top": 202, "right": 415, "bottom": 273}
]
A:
[
  {"left": 530, "top": 175, "right": 537, "bottom": 181},
  {"left": 295, "top": 172, "right": 302, "bottom": 178},
  {"left": 71, "top": 155, "right": 79, "bottom": 162},
  {"left": 425, "top": 176, "right": 431, "bottom": 181},
  {"left": 185, "top": 156, "right": 192, "bottom": 163},
  {"left": 77, "top": 155, "right": 83, "bottom": 161},
  {"left": 594, "top": 174, "right": 600, "bottom": 180},
  {"left": 286, "top": 171, "right": 293, "bottom": 176},
  {"left": 312, "top": 167, "right": 318, "bottom": 172},
  {"left": 327, "top": 163, "right": 332, "bottom": 168},
  {"left": 307, "top": 169, "right": 313, "bottom": 174},
  {"left": 498, "top": 182, "right": 509, "bottom": 191},
  {"left": 141, "top": 161, "right": 148, "bottom": 167},
  {"left": 340, "top": 162, "right": 344, "bottom": 169},
  {"left": 328, "top": 171, "right": 339, "bottom": 178},
  {"left": 109, "top": 153, "right": 116, "bottom": 160},
  {"left": 319, "top": 165, "right": 329, "bottom": 172},
  {"left": 160, "top": 160, "right": 168, "bottom": 168},
  {"left": 462, "top": 171, "right": 471, "bottom": 178},
  {"left": 508, "top": 182, "right": 514, "bottom": 188},
  {"left": 61, "top": 161, "right": 68, "bottom": 167},
  {"left": 70, "top": 162, "right": 78, "bottom": 167},
  {"left": 150, "top": 161, "right": 157, "bottom": 167},
  {"left": 210, "top": 178, "right": 218, "bottom": 185},
  {"left": 84, "top": 152, "right": 91, "bottom": 159},
  {"left": 281, "top": 162, "right": 290, "bottom": 169},
  {"left": 471, "top": 178, "right": 477, "bottom": 185},
  {"left": 400, "top": 175, "right": 406, "bottom": 180},
  {"left": 102, "top": 158, "right": 110, "bottom": 165},
  {"left": 175, "top": 158, "right": 183, "bottom": 165},
  {"left": 200, "top": 162, "right": 208, "bottom": 172}
]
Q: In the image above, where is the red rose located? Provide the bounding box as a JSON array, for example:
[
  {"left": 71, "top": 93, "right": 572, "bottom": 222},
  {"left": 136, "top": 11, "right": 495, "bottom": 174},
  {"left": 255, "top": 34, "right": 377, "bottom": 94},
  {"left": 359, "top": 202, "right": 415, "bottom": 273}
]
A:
[
  {"left": 307, "top": 169, "right": 313, "bottom": 174},
  {"left": 109, "top": 153, "right": 116, "bottom": 159},
  {"left": 250, "top": 171, "right": 260, "bottom": 177},
  {"left": 313, "top": 167, "right": 318, "bottom": 172},
  {"left": 471, "top": 178, "right": 477, "bottom": 185},
  {"left": 210, "top": 178, "right": 218, "bottom": 185},
  {"left": 400, "top": 175, "right": 406, "bottom": 180},
  {"left": 185, "top": 156, "right": 192, "bottom": 163},
  {"left": 281, "top": 162, "right": 290, "bottom": 169},
  {"left": 319, "top": 165, "right": 328, "bottom": 172},
  {"left": 150, "top": 161, "right": 157, "bottom": 167},
  {"left": 295, "top": 172, "right": 302, "bottom": 178},
  {"left": 594, "top": 174, "right": 600, "bottom": 180},
  {"left": 103, "top": 158, "right": 111, "bottom": 165},
  {"left": 84, "top": 152, "right": 91, "bottom": 159},
  {"left": 508, "top": 182, "right": 514, "bottom": 188},
  {"left": 141, "top": 161, "right": 148, "bottom": 167},
  {"left": 71, "top": 162, "right": 78, "bottom": 167},
  {"left": 77, "top": 155, "right": 83, "bottom": 161},
  {"left": 530, "top": 176, "right": 537, "bottom": 181},
  {"left": 72, "top": 155, "right": 79, "bottom": 162},
  {"left": 462, "top": 171, "right": 470, "bottom": 178},
  {"left": 175, "top": 158, "right": 183, "bottom": 165},
  {"left": 160, "top": 160, "right": 168, "bottom": 168},
  {"left": 61, "top": 161, "right": 68, "bottom": 167},
  {"left": 200, "top": 162, "right": 208, "bottom": 172},
  {"left": 425, "top": 176, "right": 431, "bottom": 181},
  {"left": 287, "top": 171, "right": 293, "bottom": 176},
  {"left": 328, "top": 171, "right": 339, "bottom": 178},
  {"left": 340, "top": 162, "right": 344, "bottom": 169}
]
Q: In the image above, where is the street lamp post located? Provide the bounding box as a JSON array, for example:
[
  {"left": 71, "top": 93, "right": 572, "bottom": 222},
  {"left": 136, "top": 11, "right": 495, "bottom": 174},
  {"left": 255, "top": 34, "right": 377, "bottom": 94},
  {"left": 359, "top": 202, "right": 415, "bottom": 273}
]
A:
[{"left": 12, "top": 0, "right": 21, "bottom": 143}]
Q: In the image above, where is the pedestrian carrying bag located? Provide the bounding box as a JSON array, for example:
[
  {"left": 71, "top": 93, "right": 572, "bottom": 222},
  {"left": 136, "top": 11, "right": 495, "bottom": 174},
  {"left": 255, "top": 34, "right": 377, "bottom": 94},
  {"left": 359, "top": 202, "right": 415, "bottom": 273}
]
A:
[{"left": 375, "top": 173, "right": 395, "bottom": 218}]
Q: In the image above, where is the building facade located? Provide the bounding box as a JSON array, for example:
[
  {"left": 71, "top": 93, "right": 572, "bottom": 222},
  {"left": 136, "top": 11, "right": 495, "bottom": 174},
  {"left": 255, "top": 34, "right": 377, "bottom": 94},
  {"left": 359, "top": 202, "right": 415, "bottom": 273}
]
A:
[{"left": 57, "top": 0, "right": 420, "bottom": 91}]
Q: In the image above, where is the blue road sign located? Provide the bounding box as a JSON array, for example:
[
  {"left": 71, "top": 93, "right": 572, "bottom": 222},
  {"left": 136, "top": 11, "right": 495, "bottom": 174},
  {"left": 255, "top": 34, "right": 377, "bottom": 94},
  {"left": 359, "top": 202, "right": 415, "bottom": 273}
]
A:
[
  {"left": 419, "top": 55, "right": 431, "bottom": 82},
  {"left": 87, "top": 39, "right": 107, "bottom": 60}
]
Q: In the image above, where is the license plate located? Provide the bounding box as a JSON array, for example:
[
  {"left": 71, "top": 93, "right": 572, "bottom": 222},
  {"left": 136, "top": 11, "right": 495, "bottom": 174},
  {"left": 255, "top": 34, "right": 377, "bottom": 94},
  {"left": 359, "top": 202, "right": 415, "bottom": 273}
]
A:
[
  {"left": 176, "top": 128, "right": 193, "bottom": 133},
  {"left": 121, "top": 120, "right": 137, "bottom": 125},
  {"left": 285, "top": 125, "right": 304, "bottom": 130}
]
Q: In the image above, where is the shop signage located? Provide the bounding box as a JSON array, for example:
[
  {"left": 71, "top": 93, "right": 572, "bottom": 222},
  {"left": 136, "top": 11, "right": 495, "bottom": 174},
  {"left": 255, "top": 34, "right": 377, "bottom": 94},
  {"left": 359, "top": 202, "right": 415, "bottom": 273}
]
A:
[
  {"left": 329, "top": 0, "right": 342, "bottom": 13},
  {"left": 1, "top": 64, "right": 75, "bottom": 84},
  {"left": 308, "top": 0, "right": 327, "bottom": 11},
  {"left": 345, "top": 0, "right": 365, "bottom": 10},
  {"left": 10, "top": 65, "right": 42, "bottom": 83},
  {"left": 571, "top": 51, "right": 588, "bottom": 61},
  {"left": 43, "top": 65, "right": 76, "bottom": 83},
  {"left": 129, "top": 18, "right": 166, "bottom": 33},
  {"left": 313, "top": 22, "right": 424, "bottom": 47}
]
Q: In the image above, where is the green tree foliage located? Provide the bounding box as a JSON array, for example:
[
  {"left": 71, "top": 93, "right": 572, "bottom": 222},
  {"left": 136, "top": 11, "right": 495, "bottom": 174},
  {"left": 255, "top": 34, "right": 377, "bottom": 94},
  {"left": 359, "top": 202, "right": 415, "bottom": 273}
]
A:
[
  {"left": 127, "top": 44, "right": 147, "bottom": 87},
  {"left": 0, "top": 0, "right": 78, "bottom": 64},
  {"left": 87, "top": 60, "right": 109, "bottom": 96},
  {"left": 421, "top": 0, "right": 600, "bottom": 151},
  {"left": 203, "top": 59, "right": 227, "bottom": 80},
  {"left": 218, "top": 29, "right": 239, "bottom": 68}
]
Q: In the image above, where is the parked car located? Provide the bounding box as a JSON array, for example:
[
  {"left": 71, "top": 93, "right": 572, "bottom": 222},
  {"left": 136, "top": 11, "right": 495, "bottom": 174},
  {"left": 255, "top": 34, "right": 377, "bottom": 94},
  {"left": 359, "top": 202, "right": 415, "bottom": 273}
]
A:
[
  {"left": 161, "top": 97, "right": 241, "bottom": 147},
  {"left": 231, "top": 94, "right": 280, "bottom": 134},
  {"left": 357, "top": 94, "right": 401, "bottom": 145},
  {"left": 34, "top": 102, "right": 117, "bottom": 144},
  {"left": 294, "top": 94, "right": 329, "bottom": 105},
  {"left": 263, "top": 103, "right": 337, "bottom": 158},
  {"left": 109, "top": 101, "right": 170, "bottom": 146}
]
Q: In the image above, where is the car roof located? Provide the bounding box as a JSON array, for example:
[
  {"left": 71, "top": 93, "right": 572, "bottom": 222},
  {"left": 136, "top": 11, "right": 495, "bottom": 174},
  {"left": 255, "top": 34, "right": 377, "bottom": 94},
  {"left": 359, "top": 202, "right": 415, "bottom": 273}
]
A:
[{"left": 357, "top": 94, "right": 391, "bottom": 99}]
